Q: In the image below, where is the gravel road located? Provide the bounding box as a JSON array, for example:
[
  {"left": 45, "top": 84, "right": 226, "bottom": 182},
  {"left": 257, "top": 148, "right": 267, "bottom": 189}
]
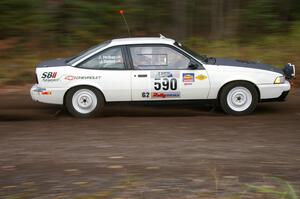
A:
[{"left": 0, "top": 87, "right": 299, "bottom": 198}]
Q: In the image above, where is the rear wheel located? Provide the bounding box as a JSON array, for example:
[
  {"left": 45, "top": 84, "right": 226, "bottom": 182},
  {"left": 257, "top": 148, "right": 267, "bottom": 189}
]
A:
[
  {"left": 219, "top": 82, "right": 258, "bottom": 115},
  {"left": 65, "top": 86, "right": 104, "bottom": 117}
]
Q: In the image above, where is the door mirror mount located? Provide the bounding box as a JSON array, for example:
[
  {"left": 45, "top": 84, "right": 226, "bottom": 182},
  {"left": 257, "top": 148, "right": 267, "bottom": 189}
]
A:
[{"left": 188, "top": 63, "right": 198, "bottom": 70}]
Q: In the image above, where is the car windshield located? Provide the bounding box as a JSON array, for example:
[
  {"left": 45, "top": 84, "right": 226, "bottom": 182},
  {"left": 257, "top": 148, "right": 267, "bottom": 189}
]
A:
[
  {"left": 174, "top": 42, "right": 208, "bottom": 63},
  {"left": 67, "top": 40, "right": 111, "bottom": 65}
]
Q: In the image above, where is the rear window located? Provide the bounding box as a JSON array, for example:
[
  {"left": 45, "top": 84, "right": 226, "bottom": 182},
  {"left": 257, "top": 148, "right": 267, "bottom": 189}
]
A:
[{"left": 67, "top": 40, "right": 111, "bottom": 65}]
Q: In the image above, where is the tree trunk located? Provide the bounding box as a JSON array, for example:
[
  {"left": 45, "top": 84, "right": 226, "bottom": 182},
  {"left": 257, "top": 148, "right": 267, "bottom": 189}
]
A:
[
  {"left": 172, "top": 0, "right": 186, "bottom": 40},
  {"left": 224, "top": 0, "right": 240, "bottom": 38},
  {"left": 210, "top": 0, "right": 224, "bottom": 39}
]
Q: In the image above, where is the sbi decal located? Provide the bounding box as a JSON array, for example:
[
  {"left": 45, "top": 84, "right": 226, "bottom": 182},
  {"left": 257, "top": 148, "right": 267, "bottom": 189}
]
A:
[{"left": 41, "top": 72, "right": 58, "bottom": 79}]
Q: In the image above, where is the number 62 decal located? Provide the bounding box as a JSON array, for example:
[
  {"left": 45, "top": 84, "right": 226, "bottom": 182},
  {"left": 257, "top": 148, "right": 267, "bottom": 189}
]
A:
[{"left": 142, "top": 92, "right": 150, "bottom": 98}]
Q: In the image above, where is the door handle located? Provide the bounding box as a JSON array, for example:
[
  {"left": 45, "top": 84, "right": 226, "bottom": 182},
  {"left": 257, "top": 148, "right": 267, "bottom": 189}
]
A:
[{"left": 137, "top": 74, "right": 147, "bottom": 78}]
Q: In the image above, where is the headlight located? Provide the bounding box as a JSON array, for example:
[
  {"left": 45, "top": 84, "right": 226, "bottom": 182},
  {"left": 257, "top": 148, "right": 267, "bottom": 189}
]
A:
[{"left": 274, "top": 76, "right": 285, "bottom": 84}]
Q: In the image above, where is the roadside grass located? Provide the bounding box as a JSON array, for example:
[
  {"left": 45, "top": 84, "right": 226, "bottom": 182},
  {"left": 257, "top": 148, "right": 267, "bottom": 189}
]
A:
[
  {"left": 0, "top": 31, "right": 299, "bottom": 86},
  {"left": 2, "top": 175, "right": 298, "bottom": 199},
  {"left": 71, "top": 176, "right": 299, "bottom": 199},
  {"left": 246, "top": 177, "right": 298, "bottom": 199}
]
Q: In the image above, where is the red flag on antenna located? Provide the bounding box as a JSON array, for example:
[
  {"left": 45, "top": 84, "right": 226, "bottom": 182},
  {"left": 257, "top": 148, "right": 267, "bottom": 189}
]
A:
[{"left": 119, "top": 9, "right": 131, "bottom": 37}]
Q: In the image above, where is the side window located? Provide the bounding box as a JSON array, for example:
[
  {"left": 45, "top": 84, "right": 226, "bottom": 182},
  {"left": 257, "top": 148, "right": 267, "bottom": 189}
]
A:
[
  {"left": 130, "top": 46, "right": 190, "bottom": 70},
  {"left": 79, "top": 47, "right": 125, "bottom": 69}
]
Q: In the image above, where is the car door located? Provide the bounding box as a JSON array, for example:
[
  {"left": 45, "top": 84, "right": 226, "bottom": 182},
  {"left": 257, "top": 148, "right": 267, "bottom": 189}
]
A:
[
  {"left": 72, "top": 46, "right": 132, "bottom": 102},
  {"left": 128, "top": 44, "right": 210, "bottom": 101}
]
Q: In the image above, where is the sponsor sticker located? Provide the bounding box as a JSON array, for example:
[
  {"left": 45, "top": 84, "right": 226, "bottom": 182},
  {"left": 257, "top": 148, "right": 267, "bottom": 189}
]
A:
[
  {"left": 183, "top": 73, "right": 194, "bottom": 82},
  {"left": 41, "top": 73, "right": 102, "bottom": 82},
  {"left": 99, "top": 55, "right": 122, "bottom": 64},
  {"left": 41, "top": 72, "right": 57, "bottom": 79},
  {"left": 33, "top": 87, "right": 51, "bottom": 95},
  {"left": 33, "top": 87, "right": 46, "bottom": 92},
  {"left": 154, "top": 72, "right": 173, "bottom": 80},
  {"left": 196, "top": 74, "right": 207, "bottom": 80},
  {"left": 41, "top": 72, "right": 61, "bottom": 82},
  {"left": 64, "top": 75, "right": 101, "bottom": 80},
  {"left": 151, "top": 92, "right": 180, "bottom": 98},
  {"left": 150, "top": 71, "right": 180, "bottom": 79},
  {"left": 40, "top": 91, "right": 52, "bottom": 95}
]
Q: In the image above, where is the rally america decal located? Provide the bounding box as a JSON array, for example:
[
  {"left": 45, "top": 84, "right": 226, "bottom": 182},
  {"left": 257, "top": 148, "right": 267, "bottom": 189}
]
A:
[
  {"left": 152, "top": 92, "right": 180, "bottom": 98},
  {"left": 149, "top": 71, "right": 181, "bottom": 98}
]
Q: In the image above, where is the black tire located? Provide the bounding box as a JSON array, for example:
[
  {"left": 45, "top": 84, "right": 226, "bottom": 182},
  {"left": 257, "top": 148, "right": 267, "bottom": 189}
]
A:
[
  {"left": 219, "top": 81, "right": 258, "bottom": 115},
  {"left": 65, "top": 86, "right": 104, "bottom": 118}
]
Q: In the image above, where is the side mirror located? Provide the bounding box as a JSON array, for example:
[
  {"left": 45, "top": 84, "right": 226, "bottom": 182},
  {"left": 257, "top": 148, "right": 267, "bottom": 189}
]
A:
[{"left": 188, "top": 63, "right": 198, "bottom": 70}]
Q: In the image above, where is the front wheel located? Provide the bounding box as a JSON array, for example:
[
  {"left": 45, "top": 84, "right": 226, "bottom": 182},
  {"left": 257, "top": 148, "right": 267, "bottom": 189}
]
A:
[
  {"left": 219, "top": 82, "right": 258, "bottom": 115},
  {"left": 65, "top": 86, "right": 104, "bottom": 118}
]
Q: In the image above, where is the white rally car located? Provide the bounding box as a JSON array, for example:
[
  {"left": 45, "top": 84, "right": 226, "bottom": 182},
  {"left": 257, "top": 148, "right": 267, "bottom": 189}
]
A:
[{"left": 30, "top": 36, "right": 295, "bottom": 117}]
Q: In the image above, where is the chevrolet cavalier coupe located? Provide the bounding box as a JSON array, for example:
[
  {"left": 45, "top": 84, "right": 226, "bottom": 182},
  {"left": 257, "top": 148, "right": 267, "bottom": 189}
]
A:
[{"left": 30, "top": 36, "right": 295, "bottom": 117}]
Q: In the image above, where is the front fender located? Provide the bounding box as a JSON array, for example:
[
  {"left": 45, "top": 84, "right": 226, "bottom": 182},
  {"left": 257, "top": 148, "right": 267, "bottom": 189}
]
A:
[{"left": 205, "top": 65, "right": 279, "bottom": 99}]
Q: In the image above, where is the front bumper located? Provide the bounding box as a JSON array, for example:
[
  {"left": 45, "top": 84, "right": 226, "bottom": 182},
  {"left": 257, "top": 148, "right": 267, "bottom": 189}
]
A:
[
  {"left": 30, "top": 84, "right": 65, "bottom": 105},
  {"left": 260, "top": 91, "right": 289, "bottom": 102},
  {"left": 258, "top": 80, "right": 291, "bottom": 102}
]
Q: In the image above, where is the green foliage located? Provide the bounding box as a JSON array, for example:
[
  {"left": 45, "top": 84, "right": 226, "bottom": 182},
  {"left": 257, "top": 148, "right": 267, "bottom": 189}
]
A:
[
  {"left": 240, "top": 0, "right": 283, "bottom": 35},
  {"left": 0, "top": 0, "right": 300, "bottom": 85},
  {"left": 0, "top": 0, "right": 300, "bottom": 43},
  {"left": 0, "top": 0, "right": 43, "bottom": 38}
]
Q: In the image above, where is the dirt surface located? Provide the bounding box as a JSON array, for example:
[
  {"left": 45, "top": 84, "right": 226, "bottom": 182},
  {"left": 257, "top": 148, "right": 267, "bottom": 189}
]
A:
[{"left": 0, "top": 87, "right": 299, "bottom": 199}]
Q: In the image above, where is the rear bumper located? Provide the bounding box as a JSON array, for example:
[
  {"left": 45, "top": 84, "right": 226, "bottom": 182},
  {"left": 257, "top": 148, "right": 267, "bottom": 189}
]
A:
[{"left": 30, "top": 84, "right": 65, "bottom": 105}]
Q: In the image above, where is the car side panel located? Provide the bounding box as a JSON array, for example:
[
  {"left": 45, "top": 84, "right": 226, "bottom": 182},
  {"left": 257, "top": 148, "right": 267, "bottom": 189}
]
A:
[
  {"left": 65, "top": 68, "right": 132, "bottom": 102},
  {"left": 33, "top": 62, "right": 290, "bottom": 104}
]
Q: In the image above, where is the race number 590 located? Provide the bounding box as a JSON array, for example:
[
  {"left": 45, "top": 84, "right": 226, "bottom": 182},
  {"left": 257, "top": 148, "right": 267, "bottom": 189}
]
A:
[{"left": 154, "top": 78, "right": 177, "bottom": 91}]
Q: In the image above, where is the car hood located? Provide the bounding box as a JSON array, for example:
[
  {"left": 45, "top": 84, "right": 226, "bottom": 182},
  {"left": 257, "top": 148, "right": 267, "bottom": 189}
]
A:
[
  {"left": 210, "top": 58, "right": 284, "bottom": 75},
  {"left": 37, "top": 58, "right": 68, "bottom": 68}
]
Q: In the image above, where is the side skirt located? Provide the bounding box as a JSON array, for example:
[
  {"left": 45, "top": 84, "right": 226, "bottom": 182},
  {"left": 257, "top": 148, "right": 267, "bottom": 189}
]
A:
[{"left": 106, "top": 99, "right": 217, "bottom": 106}]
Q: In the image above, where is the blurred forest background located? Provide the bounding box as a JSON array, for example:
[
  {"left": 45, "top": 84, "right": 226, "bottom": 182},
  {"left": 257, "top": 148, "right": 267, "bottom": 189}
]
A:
[{"left": 0, "top": 0, "right": 299, "bottom": 85}]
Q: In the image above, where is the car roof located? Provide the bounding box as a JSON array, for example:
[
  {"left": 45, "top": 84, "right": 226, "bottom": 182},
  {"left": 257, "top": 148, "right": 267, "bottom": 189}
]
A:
[{"left": 110, "top": 37, "right": 176, "bottom": 46}]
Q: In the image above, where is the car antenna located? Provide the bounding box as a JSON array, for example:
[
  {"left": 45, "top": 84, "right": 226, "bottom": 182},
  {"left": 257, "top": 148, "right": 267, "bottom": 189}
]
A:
[{"left": 119, "top": 9, "right": 131, "bottom": 37}]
